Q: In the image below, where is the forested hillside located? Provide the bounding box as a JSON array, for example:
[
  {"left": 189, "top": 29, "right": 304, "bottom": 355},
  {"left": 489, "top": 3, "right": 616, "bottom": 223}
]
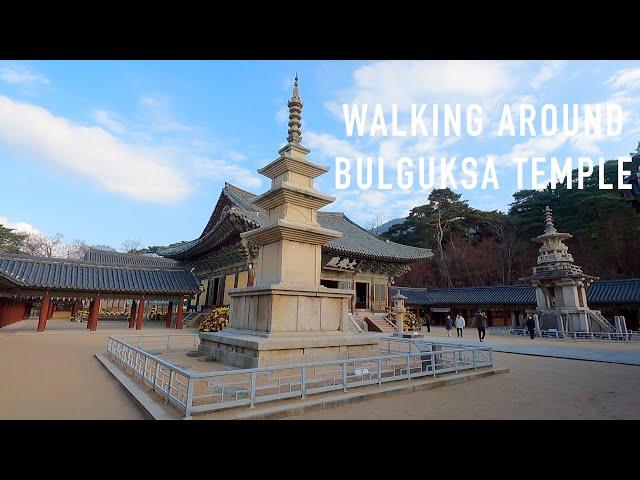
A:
[{"left": 382, "top": 160, "right": 640, "bottom": 288}]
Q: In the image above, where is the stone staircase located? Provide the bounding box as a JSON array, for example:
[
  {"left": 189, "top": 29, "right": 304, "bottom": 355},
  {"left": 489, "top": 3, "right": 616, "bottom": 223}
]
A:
[
  {"left": 361, "top": 312, "right": 396, "bottom": 334},
  {"left": 587, "top": 310, "right": 615, "bottom": 333},
  {"left": 183, "top": 310, "right": 210, "bottom": 329}
]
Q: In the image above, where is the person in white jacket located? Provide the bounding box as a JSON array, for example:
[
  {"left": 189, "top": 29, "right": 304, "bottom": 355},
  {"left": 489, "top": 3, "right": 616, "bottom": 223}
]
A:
[{"left": 455, "top": 313, "right": 465, "bottom": 338}]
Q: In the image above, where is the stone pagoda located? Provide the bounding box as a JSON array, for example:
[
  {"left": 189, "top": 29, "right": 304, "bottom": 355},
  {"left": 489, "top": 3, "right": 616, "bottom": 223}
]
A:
[
  {"left": 520, "top": 206, "right": 613, "bottom": 332},
  {"left": 199, "top": 76, "right": 380, "bottom": 368}
]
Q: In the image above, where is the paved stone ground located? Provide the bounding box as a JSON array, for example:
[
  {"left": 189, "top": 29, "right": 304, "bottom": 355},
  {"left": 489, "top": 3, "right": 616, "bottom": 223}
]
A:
[
  {"left": 0, "top": 318, "right": 171, "bottom": 419},
  {"left": 421, "top": 329, "right": 640, "bottom": 365},
  {"left": 288, "top": 352, "right": 640, "bottom": 420},
  {"left": 1, "top": 320, "right": 639, "bottom": 419}
]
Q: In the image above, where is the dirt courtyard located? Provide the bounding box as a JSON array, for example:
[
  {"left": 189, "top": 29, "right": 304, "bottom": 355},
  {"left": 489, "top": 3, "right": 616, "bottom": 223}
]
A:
[{"left": 1, "top": 319, "right": 639, "bottom": 419}]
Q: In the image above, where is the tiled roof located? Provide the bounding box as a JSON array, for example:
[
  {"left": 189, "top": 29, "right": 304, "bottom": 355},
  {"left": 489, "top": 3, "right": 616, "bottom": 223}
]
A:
[
  {"left": 586, "top": 279, "right": 640, "bottom": 304},
  {"left": 161, "top": 183, "right": 432, "bottom": 262},
  {"left": 84, "top": 248, "right": 181, "bottom": 268},
  {"left": 392, "top": 279, "right": 640, "bottom": 306},
  {"left": 0, "top": 252, "right": 200, "bottom": 295}
]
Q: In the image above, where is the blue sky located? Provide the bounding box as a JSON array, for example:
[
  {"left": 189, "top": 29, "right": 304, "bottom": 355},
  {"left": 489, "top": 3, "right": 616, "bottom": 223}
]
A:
[{"left": 1, "top": 60, "right": 639, "bottom": 251}]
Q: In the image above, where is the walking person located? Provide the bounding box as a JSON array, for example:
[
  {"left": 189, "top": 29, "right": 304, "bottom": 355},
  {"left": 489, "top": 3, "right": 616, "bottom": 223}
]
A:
[
  {"left": 423, "top": 312, "right": 431, "bottom": 333},
  {"left": 455, "top": 313, "right": 465, "bottom": 338},
  {"left": 526, "top": 314, "right": 536, "bottom": 340},
  {"left": 444, "top": 314, "right": 453, "bottom": 337},
  {"left": 475, "top": 309, "right": 487, "bottom": 342}
]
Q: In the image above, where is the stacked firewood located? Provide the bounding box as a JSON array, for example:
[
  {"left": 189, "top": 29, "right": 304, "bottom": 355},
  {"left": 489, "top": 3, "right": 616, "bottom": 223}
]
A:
[
  {"left": 385, "top": 311, "right": 420, "bottom": 331},
  {"left": 403, "top": 312, "right": 420, "bottom": 331},
  {"left": 199, "top": 306, "right": 230, "bottom": 332}
]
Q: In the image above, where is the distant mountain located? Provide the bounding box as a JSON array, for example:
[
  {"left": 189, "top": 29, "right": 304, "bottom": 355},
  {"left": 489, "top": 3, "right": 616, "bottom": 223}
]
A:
[{"left": 369, "top": 217, "right": 405, "bottom": 236}]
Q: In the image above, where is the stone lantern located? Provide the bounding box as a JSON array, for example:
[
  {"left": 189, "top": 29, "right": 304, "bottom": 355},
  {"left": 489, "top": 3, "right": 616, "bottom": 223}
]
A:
[{"left": 391, "top": 292, "right": 407, "bottom": 335}]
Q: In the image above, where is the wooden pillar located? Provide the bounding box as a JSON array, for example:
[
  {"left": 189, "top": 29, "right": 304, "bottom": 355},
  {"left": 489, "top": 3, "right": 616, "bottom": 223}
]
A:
[
  {"left": 165, "top": 301, "right": 174, "bottom": 328},
  {"left": 135, "top": 297, "right": 145, "bottom": 330},
  {"left": 89, "top": 296, "right": 101, "bottom": 331},
  {"left": 128, "top": 301, "right": 137, "bottom": 329},
  {"left": 175, "top": 297, "right": 184, "bottom": 329},
  {"left": 70, "top": 301, "right": 77, "bottom": 317},
  {"left": 37, "top": 295, "right": 51, "bottom": 332},
  {"left": 47, "top": 300, "right": 54, "bottom": 320}
]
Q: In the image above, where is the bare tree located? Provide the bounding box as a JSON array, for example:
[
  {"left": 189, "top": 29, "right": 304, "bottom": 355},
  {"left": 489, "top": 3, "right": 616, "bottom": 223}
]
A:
[
  {"left": 21, "top": 233, "right": 65, "bottom": 257},
  {"left": 369, "top": 214, "right": 388, "bottom": 236},
  {"left": 121, "top": 238, "right": 142, "bottom": 254},
  {"left": 64, "top": 239, "right": 90, "bottom": 260}
]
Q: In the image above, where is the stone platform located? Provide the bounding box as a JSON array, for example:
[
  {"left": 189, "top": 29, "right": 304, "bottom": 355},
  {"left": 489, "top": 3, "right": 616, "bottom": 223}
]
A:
[{"left": 199, "top": 329, "right": 382, "bottom": 368}]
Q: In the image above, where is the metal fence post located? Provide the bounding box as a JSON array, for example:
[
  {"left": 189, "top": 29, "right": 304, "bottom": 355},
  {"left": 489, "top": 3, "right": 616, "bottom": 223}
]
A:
[
  {"left": 377, "top": 357, "right": 382, "bottom": 385},
  {"left": 153, "top": 361, "right": 160, "bottom": 391},
  {"left": 183, "top": 377, "right": 194, "bottom": 420},
  {"left": 406, "top": 355, "right": 411, "bottom": 380},
  {"left": 342, "top": 362, "right": 347, "bottom": 392},
  {"left": 250, "top": 371, "right": 256, "bottom": 408},
  {"left": 473, "top": 349, "right": 477, "bottom": 370},
  {"left": 301, "top": 366, "right": 307, "bottom": 399}
]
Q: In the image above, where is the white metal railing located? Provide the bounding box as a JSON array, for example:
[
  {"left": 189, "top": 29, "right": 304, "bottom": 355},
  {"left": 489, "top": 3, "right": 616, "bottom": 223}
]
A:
[
  {"left": 106, "top": 334, "right": 493, "bottom": 419},
  {"left": 485, "top": 326, "right": 640, "bottom": 342}
]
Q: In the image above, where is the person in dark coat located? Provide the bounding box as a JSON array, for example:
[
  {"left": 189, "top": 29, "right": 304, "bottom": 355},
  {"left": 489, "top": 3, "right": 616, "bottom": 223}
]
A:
[
  {"left": 444, "top": 315, "right": 453, "bottom": 337},
  {"left": 475, "top": 310, "right": 487, "bottom": 342},
  {"left": 526, "top": 314, "right": 536, "bottom": 339},
  {"left": 423, "top": 312, "right": 431, "bottom": 332}
]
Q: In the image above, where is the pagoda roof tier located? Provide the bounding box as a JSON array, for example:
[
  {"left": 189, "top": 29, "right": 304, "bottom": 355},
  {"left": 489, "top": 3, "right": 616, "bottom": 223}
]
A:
[
  {"left": 258, "top": 152, "right": 329, "bottom": 179},
  {"left": 252, "top": 183, "right": 335, "bottom": 211},
  {"left": 240, "top": 218, "right": 342, "bottom": 246},
  {"left": 159, "top": 183, "right": 432, "bottom": 263}
]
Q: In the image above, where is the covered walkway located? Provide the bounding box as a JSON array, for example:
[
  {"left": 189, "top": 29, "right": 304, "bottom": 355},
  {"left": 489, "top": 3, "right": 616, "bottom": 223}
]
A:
[{"left": 0, "top": 250, "right": 200, "bottom": 332}]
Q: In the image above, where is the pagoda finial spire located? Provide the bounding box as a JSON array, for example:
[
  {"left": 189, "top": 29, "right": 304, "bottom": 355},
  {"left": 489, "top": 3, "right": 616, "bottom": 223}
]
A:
[
  {"left": 543, "top": 205, "right": 557, "bottom": 234},
  {"left": 286, "top": 74, "right": 303, "bottom": 145}
]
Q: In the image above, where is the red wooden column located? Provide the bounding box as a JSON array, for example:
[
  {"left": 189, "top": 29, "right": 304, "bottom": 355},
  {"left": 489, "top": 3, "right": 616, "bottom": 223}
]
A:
[
  {"left": 175, "top": 297, "right": 184, "bottom": 329},
  {"left": 165, "top": 301, "right": 174, "bottom": 328},
  {"left": 70, "top": 301, "right": 77, "bottom": 317},
  {"left": 88, "top": 296, "right": 101, "bottom": 331},
  {"left": 135, "top": 297, "right": 145, "bottom": 330},
  {"left": 37, "top": 295, "right": 51, "bottom": 332},
  {"left": 47, "top": 299, "right": 54, "bottom": 320},
  {"left": 128, "top": 301, "right": 137, "bottom": 329},
  {"left": 86, "top": 299, "right": 95, "bottom": 330}
]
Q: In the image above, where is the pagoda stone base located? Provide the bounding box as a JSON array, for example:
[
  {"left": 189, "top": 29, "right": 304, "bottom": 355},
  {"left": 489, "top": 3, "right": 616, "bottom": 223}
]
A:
[
  {"left": 527, "top": 308, "right": 602, "bottom": 332},
  {"left": 198, "top": 330, "right": 382, "bottom": 369}
]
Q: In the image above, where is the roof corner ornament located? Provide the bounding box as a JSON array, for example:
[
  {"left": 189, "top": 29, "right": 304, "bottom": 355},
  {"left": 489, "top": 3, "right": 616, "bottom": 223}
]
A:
[{"left": 286, "top": 74, "right": 303, "bottom": 146}]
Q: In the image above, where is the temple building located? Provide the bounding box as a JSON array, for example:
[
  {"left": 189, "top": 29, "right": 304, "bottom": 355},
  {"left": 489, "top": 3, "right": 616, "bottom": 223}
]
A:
[
  {"left": 0, "top": 250, "right": 200, "bottom": 331},
  {"left": 160, "top": 182, "right": 430, "bottom": 315}
]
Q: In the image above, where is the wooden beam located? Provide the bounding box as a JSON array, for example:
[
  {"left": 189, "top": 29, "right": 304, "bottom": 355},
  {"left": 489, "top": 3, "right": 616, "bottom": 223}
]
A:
[
  {"left": 128, "top": 301, "right": 137, "bottom": 329},
  {"left": 135, "top": 297, "right": 145, "bottom": 330},
  {"left": 175, "top": 297, "right": 184, "bottom": 329},
  {"left": 165, "top": 301, "right": 173, "bottom": 328},
  {"left": 37, "top": 295, "right": 50, "bottom": 332}
]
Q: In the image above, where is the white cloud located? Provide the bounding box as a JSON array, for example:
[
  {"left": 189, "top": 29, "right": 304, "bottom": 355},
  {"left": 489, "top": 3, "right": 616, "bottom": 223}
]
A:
[
  {"left": 530, "top": 61, "right": 567, "bottom": 89},
  {"left": 192, "top": 157, "right": 262, "bottom": 190},
  {"left": 0, "top": 95, "right": 191, "bottom": 203},
  {"left": 91, "top": 109, "right": 126, "bottom": 134},
  {"left": 0, "top": 64, "right": 49, "bottom": 86},
  {"left": 305, "top": 131, "right": 366, "bottom": 160},
  {"left": 345, "top": 60, "right": 519, "bottom": 107},
  {"left": 606, "top": 68, "right": 640, "bottom": 91},
  {"left": 0, "top": 216, "right": 40, "bottom": 235},
  {"left": 139, "top": 94, "right": 193, "bottom": 132}
]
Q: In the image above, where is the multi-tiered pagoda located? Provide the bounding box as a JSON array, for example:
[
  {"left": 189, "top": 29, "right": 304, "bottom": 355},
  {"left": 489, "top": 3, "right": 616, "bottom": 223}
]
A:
[{"left": 521, "top": 206, "right": 613, "bottom": 332}]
